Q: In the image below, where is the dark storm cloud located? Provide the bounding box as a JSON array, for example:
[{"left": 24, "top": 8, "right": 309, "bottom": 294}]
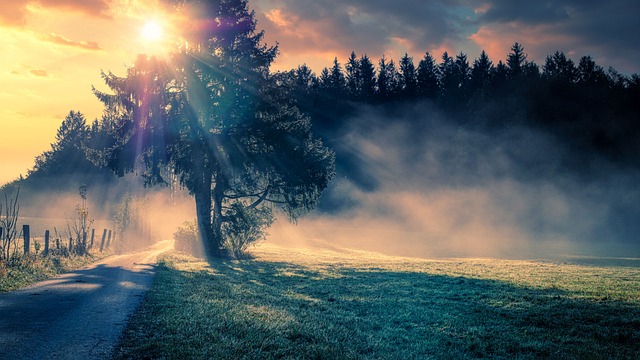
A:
[
  {"left": 260, "top": 0, "right": 473, "bottom": 56},
  {"left": 478, "top": 1, "right": 572, "bottom": 24},
  {"left": 475, "top": 0, "right": 640, "bottom": 71},
  {"left": 257, "top": 0, "right": 639, "bottom": 73}
]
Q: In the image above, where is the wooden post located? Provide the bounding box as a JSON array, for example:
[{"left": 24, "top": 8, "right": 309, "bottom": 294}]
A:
[
  {"left": 23, "top": 225, "right": 30, "bottom": 254},
  {"left": 44, "top": 230, "right": 50, "bottom": 254},
  {"left": 99, "top": 228, "right": 107, "bottom": 252},
  {"left": 69, "top": 237, "right": 73, "bottom": 252},
  {"left": 106, "top": 230, "right": 112, "bottom": 249},
  {"left": 0, "top": 227, "right": 3, "bottom": 240},
  {"left": 89, "top": 228, "right": 95, "bottom": 249}
]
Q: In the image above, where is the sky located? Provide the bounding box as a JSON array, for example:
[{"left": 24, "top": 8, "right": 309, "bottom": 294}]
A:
[{"left": 1, "top": 0, "right": 639, "bottom": 186}]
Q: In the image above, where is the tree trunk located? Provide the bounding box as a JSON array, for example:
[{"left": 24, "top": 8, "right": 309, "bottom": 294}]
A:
[
  {"left": 194, "top": 167, "right": 222, "bottom": 259},
  {"left": 211, "top": 181, "right": 225, "bottom": 256}
]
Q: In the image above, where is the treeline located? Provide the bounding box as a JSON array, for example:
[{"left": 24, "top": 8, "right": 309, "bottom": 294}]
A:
[
  {"left": 11, "top": 42, "right": 640, "bottom": 192},
  {"left": 275, "top": 43, "right": 640, "bottom": 169}
]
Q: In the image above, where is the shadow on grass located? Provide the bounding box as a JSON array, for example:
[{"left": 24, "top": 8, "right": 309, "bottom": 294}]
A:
[{"left": 117, "top": 257, "right": 640, "bottom": 359}]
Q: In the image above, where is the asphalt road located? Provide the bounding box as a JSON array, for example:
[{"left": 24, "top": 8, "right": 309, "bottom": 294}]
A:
[{"left": 0, "top": 240, "right": 173, "bottom": 360}]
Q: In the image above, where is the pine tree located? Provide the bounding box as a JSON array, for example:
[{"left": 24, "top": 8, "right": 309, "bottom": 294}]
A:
[
  {"left": 506, "top": 42, "right": 527, "bottom": 78},
  {"left": 439, "top": 52, "right": 457, "bottom": 102},
  {"left": 345, "top": 51, "right": 360, "bottom": 99},
  {"left": 399, "top": 53, "right": 417, "bottom": 98},
  {"left": 577, "top": 56, "right": 607, "bottom": 85},
  {"left": 470, "top": 50, "right": 493, "bottom": 94},
  {"left": 417, "top": 52, "right": 440, "bottom": 99},
  {"left": 455, "top": 52, "right": 471, "bottom": 99},
  {"left": 93, "top": 0, "right": 334, "bottom": 257},
  {"left": 358, "top": 54, "right": 376, "bottom": 101},
  {"left": 543, "top": 51, "right": 577, "bottom": 82}
]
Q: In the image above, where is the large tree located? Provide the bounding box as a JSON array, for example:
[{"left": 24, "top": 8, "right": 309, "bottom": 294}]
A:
[{"left": 92, "top": 0, "right": 335, "bottom": 258}]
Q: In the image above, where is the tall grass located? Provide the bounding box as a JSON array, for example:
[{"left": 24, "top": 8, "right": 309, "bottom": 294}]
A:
[
  {"left": 115, "top": 244, "right": 640, "bottom": 359},
  {"left": 0, "top": 252, "right": 105, "bottom": 292}
]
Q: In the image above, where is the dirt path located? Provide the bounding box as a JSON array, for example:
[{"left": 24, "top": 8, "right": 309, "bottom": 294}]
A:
[{"left": 0, "top": 240, "right": 173, "bottom": 360}]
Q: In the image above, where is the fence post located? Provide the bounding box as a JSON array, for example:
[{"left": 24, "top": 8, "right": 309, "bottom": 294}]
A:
[
  {"left": 23, "top": 225, "right": 30, "bottom": 254},
  {"left": 99, "top": 229, "right": 107, "bottom": 252},
  {"left": 90, "top": 228, "right": 95, "bottom": 249},
  {"left": 106, "top": 230, "right": 112, "bottom": 249},
  {"left": 69, "top": 237, "right": 73, "bottom": 252},
  {"left": 44, "top": 230, "right": 50, "bottom": 254}
]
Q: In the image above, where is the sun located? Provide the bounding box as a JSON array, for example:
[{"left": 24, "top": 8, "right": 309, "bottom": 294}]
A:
[{"left": 141, "top": 20, "right": 163, "bottom": 42}]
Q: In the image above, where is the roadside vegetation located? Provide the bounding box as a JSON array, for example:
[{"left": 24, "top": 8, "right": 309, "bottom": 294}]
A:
[
  {"left": 115, "top": 244, "right": 640, "bottom": 359},
  {"left": 0, "top": 184, "right": 118, "bottom": 292},
  {"left": 0, "top": 251, "right": 107, "bottom": 292}
]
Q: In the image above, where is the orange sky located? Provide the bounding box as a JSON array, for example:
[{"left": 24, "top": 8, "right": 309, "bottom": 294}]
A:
[
  {"left": 1, "top": 0, "right": 638, "bottom": 186},
  {"left": 0, "top": 0, "right": 176, "bottom": 185}
]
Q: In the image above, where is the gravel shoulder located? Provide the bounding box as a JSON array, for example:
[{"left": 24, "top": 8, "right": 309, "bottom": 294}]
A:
[{"left": 0, "top": 240, "right": 173, "bottom": 360}]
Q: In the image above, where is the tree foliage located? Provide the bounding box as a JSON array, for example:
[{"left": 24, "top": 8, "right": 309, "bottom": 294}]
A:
[{"left": 91, "top": 0, "right": 335, "bottom": 258}]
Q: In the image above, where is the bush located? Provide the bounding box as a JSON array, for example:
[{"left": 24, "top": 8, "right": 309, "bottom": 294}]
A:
[
  {"left": 222, "top": 204, "right": 274, "bottom": 259},
  {"left": 173, "top": 220, "right": 202, "bottom": 257}
]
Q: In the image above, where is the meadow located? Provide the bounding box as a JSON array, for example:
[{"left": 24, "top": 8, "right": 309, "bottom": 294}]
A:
[{"left": 115, "top": 243, "right": 640, "bottom": 359}]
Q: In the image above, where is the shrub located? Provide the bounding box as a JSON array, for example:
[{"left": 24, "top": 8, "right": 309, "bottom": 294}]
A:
[
  {"left": 173, "top": 220, "right": 202, "bottom": 257},
  {"left": 222, "top": 204, "right": 274, "bottom": 259}
]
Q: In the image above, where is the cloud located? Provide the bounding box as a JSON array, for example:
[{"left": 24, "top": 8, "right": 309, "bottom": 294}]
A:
[
  {"left": 469, "top": 23, "right": 576, "bottom": 66},
  {"left": 38, "top": 32, "right": 102, "bottom": 50},
  {"left": 477, "top": 1, "right": 572, "bottom": 24},
  {"left": 0, "top": 3, "right": 29, "bottom": 27},
  {"left": 0, "top": 0, "right": 111, "bottom": 27},
  {"left": 253, "top": 0, "right": 639, "bottom": 74},
  {"left": 37, "top": 0, "right": 111, "bottom": 16},
  {"left": 472, "top": 0, "right": 640, "bottom": 72},
  {"left": 255, "top": 0, "right": 471, "bottom": 69},
  {"left": 29, "top": 69, "right": 50, "bottom": 77}
]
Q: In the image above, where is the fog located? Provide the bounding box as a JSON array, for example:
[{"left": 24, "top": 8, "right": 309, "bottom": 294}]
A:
[
  {"left": 268, "top": 102, "right": 640, "bottom": 259},
  {"left": 15, "top": 175, "right": 195, "bottom": 253}
]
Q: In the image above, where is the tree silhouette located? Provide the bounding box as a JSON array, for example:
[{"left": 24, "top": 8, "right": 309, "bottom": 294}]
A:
[
  {"left": 439, "top": 52, "right": 457, "bottom": 105},
  {"left": 30, "top": 111, "right": 98, "bottom": 179},
  {"left": 358, "top": 54, "right": 377, "bottom": 101},
  {"left": 543, "top": 51, "right": 577, "bottom": 82},
  {"left": 328, "top": 57, "right": 347, "bottom": 98},
  {"left": 577, "top": 56, "right": 608, "bottom": 85},
  {"left": 345, "top": 51, "right": 360, "bottom": 99},
  {"left": 470, "top": 50, "right": 493, "bottom": 95},
  {"left": 399, "top": 53, "right": 418, "bottom": 98},
  {"left": 506, "top": 42, "right": 527, "bottom": 78},
  {"left": 454, "top": 52, "right": 471, "bottom": 100},
  {"left": 416, "top": 52, "right": 440, "bottom": 99}
]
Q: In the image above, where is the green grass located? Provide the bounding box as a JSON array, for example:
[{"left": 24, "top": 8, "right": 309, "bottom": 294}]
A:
[
  {"left": 115, "top": 244, "right": 640, "bottom": 359},
  {"left": 0, "top": 251, "right": 108, "bottom": 292}
]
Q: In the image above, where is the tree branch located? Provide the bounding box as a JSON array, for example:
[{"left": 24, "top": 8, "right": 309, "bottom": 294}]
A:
[{"left": 248, "top": 188, "right": 270, "bottom": 209}]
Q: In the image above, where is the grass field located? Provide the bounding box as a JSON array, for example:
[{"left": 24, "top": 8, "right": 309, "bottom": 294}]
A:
[{"left": 115, "top": 243, "right": 640, "bottom": 359}]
